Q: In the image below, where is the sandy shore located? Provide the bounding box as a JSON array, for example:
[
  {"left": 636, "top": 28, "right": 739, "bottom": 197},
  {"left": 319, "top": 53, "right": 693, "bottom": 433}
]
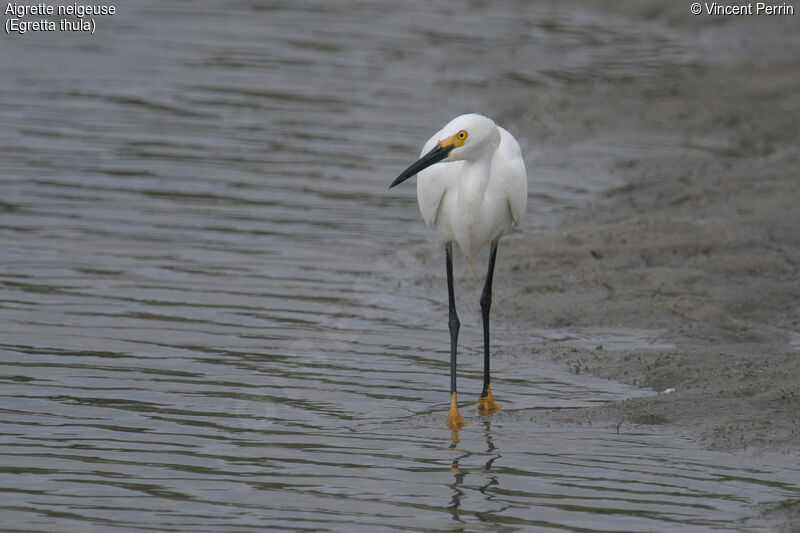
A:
[
  {"left": 492, "top": 5, "right": 800, "bottom": 457},
  {"left": 486, "top": 6, "right": 800, "bottom": 526}
]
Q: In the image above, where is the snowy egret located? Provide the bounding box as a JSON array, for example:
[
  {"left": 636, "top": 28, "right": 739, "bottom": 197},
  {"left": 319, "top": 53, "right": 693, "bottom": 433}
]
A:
[{"left": 389, "top": 113, "right": 527, "bottom": 429}]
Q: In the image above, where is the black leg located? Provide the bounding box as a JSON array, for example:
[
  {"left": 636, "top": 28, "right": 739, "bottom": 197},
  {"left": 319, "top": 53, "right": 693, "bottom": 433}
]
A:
[
  {"left": 446, "top": 242, "right": 460, "bottom": 396},
  {"left": 480, "top": 241, "right": 498, "bottom": 396},
  {"left": 478, "top": 241, "right": 501, "bottom": 414},
  {"left": 445, "top": 242, "right": 465, "bottom": 429}
]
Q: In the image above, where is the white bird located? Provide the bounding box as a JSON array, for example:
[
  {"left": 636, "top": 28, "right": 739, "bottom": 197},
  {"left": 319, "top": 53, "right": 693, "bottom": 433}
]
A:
[{"left": 389, "top": 113, "right": 527, "bottom": 430}]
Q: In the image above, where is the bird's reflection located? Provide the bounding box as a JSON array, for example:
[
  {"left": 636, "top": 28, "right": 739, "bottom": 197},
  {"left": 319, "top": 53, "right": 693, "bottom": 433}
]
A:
[
  {"left": 479, "top": 420, "right": 501, "bottom": 503},
  {"left": 449, "top": 430, "right": 460, "bottom": 450},
  {"left": 446, "top": 418, "right": 504, "bottom": 521},
  {"left": 447, "top": 434, "right": 469, "bottom": 520},
  {"left": 483, "top": 419, "right": 499, "bottom": 469}
]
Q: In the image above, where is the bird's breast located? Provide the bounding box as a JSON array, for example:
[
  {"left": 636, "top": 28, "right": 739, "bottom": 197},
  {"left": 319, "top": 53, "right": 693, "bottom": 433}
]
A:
[{"left": 454, "top": 191, "right": 510, "bottom": 259}]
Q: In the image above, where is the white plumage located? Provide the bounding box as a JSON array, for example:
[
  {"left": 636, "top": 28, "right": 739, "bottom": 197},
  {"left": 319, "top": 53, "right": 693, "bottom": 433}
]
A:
[{"left": 415, "top": 114, "right": 527, "bottom": 261}]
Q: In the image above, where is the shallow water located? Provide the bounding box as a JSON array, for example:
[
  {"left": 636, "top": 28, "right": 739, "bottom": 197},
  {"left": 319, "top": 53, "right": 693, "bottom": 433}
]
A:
[{"left": 1, "top": 1, "right": 799, "bottom": 531}]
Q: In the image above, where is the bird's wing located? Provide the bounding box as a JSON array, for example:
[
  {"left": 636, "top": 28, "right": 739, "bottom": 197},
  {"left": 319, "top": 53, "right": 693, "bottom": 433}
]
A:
[
  {"left": 494, "top": 127, "right": 527, "bottom": 226},
  {"left": 416, "top": 132, "right": 461, "bottom": 227}
]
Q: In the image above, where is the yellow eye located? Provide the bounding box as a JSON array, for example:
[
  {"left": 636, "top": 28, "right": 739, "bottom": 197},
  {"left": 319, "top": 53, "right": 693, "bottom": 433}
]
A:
[{"left": 457, "top": 130, "right": 468, "bottom": 141}]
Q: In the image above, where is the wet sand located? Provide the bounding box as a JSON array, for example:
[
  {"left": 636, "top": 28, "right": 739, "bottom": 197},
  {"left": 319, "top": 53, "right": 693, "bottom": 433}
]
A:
[{"left": 494, "top": 4, "right": 800, "bottom": 457}]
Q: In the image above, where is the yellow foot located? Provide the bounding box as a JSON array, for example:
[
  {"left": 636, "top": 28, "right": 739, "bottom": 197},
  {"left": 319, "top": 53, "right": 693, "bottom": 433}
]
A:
[
  {"left": 476, "top": 386, "right": 502, "bottom": 415},
  {"left": 445, "top": 393, "right": 467, "bottom": 430}
]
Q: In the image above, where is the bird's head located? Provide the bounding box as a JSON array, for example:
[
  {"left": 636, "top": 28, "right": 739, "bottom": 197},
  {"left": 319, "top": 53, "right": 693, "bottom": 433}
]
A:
[{"left": 389, "top": 113, "right": 500, "bottom": 189}]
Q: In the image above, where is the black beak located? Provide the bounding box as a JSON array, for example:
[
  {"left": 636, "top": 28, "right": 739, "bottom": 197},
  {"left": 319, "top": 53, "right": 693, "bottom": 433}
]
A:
[{"left": 389, "top": 144, "right": 454, "bottom": 189}]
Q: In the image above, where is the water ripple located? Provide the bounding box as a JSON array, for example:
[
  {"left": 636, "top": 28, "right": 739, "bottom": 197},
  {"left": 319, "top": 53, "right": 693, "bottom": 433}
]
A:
[{"left": 1, "top": 1, "right": 797, "bottom": 531}]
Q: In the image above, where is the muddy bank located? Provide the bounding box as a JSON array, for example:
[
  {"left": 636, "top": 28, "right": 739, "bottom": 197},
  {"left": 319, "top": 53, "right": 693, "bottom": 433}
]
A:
[{"left": 491, "top": 4, "right": 800, "bottom": 456}]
